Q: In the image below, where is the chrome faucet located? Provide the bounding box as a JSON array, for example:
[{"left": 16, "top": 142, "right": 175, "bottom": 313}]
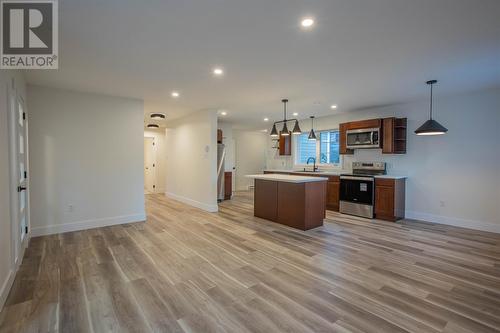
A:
[{"left": 306, "top": 157, "right": 318, "bottom": 172}]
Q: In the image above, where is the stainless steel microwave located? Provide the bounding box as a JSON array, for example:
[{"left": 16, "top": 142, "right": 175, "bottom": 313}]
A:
[{"left": 346, "top": 128, "right": 380, "bottom": 149}]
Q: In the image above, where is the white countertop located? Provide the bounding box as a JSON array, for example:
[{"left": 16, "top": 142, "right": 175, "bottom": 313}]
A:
[
  {"left": 263, "top": 169, "right": 407, "bottom": 179},
  {"left": 373, "top": 175, "right": 407, "bottom": 179},
  {"left": 247, "top": 174, "right": 328, "bottom": 183},
  {"left": 264, "top": 169, "right": 344, "bottom": 176}
]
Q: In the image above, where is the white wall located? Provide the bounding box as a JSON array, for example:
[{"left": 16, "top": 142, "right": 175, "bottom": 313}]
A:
[
  {"left": 266, "top": 88, "right": 500, "bottom": 233},
  {"left": 234, "top": 130, "right": 268, "bottom": 191},
  {"left": 144, "top": 129, "right": 167, "bottom": 193},
  {"left": 0, "top": 70, "right": 27, "bottom": 310},
  {"left": 28, "top": 85, "right": 145, "bottom": 236},
  {"left": 165, "top": 110, "right": 218, "bottom": 212}
]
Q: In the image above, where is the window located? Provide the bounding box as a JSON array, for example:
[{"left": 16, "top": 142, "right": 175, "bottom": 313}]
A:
[
  {"left": 295, "top": 130, "right": 340, "bottom": 166},
  {"left": 296, "top": 133, "right": 316, "bottom": 164},
  {"left": 319, "top": 131, "right": 340, "bottom": 164}
]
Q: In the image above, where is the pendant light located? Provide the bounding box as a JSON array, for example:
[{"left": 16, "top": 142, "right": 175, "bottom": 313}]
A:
[
  {"left": 308, "top": 116, "right": 317, "bottom": 140},
  {"left": 415, "top": 80, "right": 448, "bottom": 136},
  {"left": 292, "top": 120, "right": 302, "bottom": 135},
  {"left": 270, "top": 124, "right": 279, "bottom": 137},
  {"left": 269, "top": 99, "right": 301, "bottom": 137},
  {"left": 280, "top": 99, "right": 290, "bottom": 136}
]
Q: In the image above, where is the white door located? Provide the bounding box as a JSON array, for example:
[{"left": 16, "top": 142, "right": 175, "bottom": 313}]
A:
[
  {"left": 16, "top": 99, "right": 28, "bottom": 241},
  {"left": 8, "top": 83, "right": 29, "bottom": 256},
  {"left": 144, "top": 137, "right": 155, "bottom": 193}
]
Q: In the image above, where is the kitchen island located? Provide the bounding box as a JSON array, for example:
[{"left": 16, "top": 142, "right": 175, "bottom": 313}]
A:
[{"left": 246, "top": 174, "right": 328, "bottom": 230}]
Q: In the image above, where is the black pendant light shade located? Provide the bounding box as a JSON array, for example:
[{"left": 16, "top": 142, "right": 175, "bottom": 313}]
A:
[
  {"left": 270, "top": 124, "right": 279, "bottom": 137},
  {"left": 292, "top": 120, "right": 302, "bottom": 135},
  {"left": 308, "top": 116, "right": 317, "bottom": 140},
  {"left": 281, "top": 122, "right": 290, "bottom": 136},
  {"left": 415, "top": 80, "right": 448, "bottom": 136},
  {"left": 415, "top": 119, "right": 448, "bottom": 135}
]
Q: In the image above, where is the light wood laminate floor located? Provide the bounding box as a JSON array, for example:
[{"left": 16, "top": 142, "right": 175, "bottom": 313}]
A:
[{"left": 1, "top": 191, "right": 500, "bottom": 333}]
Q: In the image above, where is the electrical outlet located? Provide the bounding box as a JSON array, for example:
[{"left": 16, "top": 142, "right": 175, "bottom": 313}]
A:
[
  {"left": 68, "top": 204, "right": 74, "bottom": 212},
  {"left": 439, "top": 201, "right": 445, "bottom": 207}
]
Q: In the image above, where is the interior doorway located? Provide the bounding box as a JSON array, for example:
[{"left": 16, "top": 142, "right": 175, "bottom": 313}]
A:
[{"left": 144, "top": 137, "right": 156, "bottom": 194}]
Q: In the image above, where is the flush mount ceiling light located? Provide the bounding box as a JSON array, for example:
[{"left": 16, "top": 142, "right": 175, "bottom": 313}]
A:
[
  {"left": 308, "top": 116, "right": 317, "bottom": 140},
  {"left": 220, "top": 110, "right": 227, "bottom": 116},
  {"left": 330, "top": 104, "right": 338, "bottom": 109},
  {"left": 415, "top": 80, "right": 448, "bottom": 136},
  {"left": 292, "top": 112, "right": 298, "bottom": 116},
  {"left": 264, "top": 117, "right": 269, "bottom": 122},
  {"left": 171, "top": 91, "right": 180, "bottom": 98},
  {"left": 213, "top": 67, "right": 224, "bottom": 76},
  {"left": 301, "top": 17, "right": 315, "bottom": 28},
  {"left": 269, "top": 99, "right": 301, "bottom": 137},
  {"left": 150, "top": 113, "right": 165, "bottom": 119},
  {"left": 147, "top": 124, "right": 159, "bottom": 128}
]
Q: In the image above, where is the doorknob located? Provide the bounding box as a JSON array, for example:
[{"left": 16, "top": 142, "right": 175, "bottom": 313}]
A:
[{"left": 17, "top": 186, "right": 27, "bottom": 192}]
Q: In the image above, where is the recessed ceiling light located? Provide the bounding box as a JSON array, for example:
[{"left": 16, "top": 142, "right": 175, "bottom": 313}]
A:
[
  {"left": 213, "top": 67, "right": 224, "bottom": 76},
  {"left": 171, "top": 91, "right": 180, "bottom": 98},
  {"left": 264, "top": 117, "right": 269, "bottom": 122},
  {"left": 220, "top": 111, "right": 227, "bottom": 116},
  {"left": 292, "top": 112, "right": 298, "bottom": 116},
  {"left": 147, "top": 124, "right": 159, "bottom": 128},
  {"left": 330, "top": 104, "right": 338, "bottom": 109},
  {"left": 301, "top": 17, "right": 315, "bottom": 28},
  {"left": 150, "top": 113, "right": 166, "bottom": 119}
]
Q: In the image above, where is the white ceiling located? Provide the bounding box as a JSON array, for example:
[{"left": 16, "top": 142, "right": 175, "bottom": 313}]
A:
[{"left": 26, "top": 0, "right": 500, "bottom": 129}]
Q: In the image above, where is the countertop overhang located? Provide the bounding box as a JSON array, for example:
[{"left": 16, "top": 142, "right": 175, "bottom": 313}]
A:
[{"left": 246, "top": 174, "right": 328, "bottom": 183}]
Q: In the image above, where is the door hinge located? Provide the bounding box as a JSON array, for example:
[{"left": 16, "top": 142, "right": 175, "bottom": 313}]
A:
[
  {"left": 25, "top": 226, "right": 28, "bottom": 234},
  {"left": 153, "top": 185, "right": 155, "bottom": 189},
  {"left": 24, "top": 171, "right": 27, "bottom": 179},
  {"left": 23, "top": 112, "right": 26, "bottom": 120},
  {"left": 153, "top": 163, "right": 155, "bottom": 167}
]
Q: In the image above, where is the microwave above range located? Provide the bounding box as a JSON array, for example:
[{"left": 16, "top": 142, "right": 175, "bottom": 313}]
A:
[{"left": 346, "top": 127, "right": 380, "bottom": 149}]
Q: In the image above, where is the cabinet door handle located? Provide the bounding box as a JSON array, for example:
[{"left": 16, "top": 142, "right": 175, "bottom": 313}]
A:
[{"left": 17, "top": 186, "right": 27, "bottom": 192}]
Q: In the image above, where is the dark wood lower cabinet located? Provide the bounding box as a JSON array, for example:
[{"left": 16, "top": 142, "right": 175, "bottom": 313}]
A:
[
  {"left": 326, "top": 178, "right": 340, "bottom": 211},
  {"left": 254, "top": 179, "right": 326, "bottom": 230},
  {"left": 224, "top": 172, "right": 232, "bottom": 200},
  {"left": 375, "top": 178, "right": 406, "bottom": 221}
]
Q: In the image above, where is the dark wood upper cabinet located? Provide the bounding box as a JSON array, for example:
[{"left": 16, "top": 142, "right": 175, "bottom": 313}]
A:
[
  {"left": 340, "top": 117, "right": 406, "bottom": 155},
  {"left": 339, "top": 123, "right": 353, "bottom": 155},
  {"left": 346, "top": 118, "right": 381, "bottom": 130},
  {"left": 279, "top": 133, "right": 292, "bottom": 155},
  {"left": 382, "top": 117, "right": 407, "bottom": 154}
]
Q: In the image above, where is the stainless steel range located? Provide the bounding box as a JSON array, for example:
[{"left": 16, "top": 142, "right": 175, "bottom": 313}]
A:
[{"left": 339, "top": 162, "right": 386, "bottom": 218}]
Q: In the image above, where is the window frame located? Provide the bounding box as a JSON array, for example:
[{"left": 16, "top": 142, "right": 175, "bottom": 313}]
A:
[{"left": 293, "top": 129, "right": 342, "bottom": 169}]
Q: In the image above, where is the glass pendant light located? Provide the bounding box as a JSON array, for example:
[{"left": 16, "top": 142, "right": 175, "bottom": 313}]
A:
[
  {"left": 415, "top": 80, "right": 448, "bottom": 136},
  {"left": 308, "top": 116, "right": 317, "bottom": 140}
]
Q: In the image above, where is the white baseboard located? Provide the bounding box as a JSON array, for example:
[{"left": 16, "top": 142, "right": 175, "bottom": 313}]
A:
[
  {"left": 405, "top": 210, "right": 500, "bottom": 234},
  {"left": 0, "top": 269, "right": 15, "bottom": 311},
  {"left": 165, "top": 192, "right": 218, "bottom": 212},
  {"left": 30, "top": 213, "right": 146, "bottom": 237}
]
